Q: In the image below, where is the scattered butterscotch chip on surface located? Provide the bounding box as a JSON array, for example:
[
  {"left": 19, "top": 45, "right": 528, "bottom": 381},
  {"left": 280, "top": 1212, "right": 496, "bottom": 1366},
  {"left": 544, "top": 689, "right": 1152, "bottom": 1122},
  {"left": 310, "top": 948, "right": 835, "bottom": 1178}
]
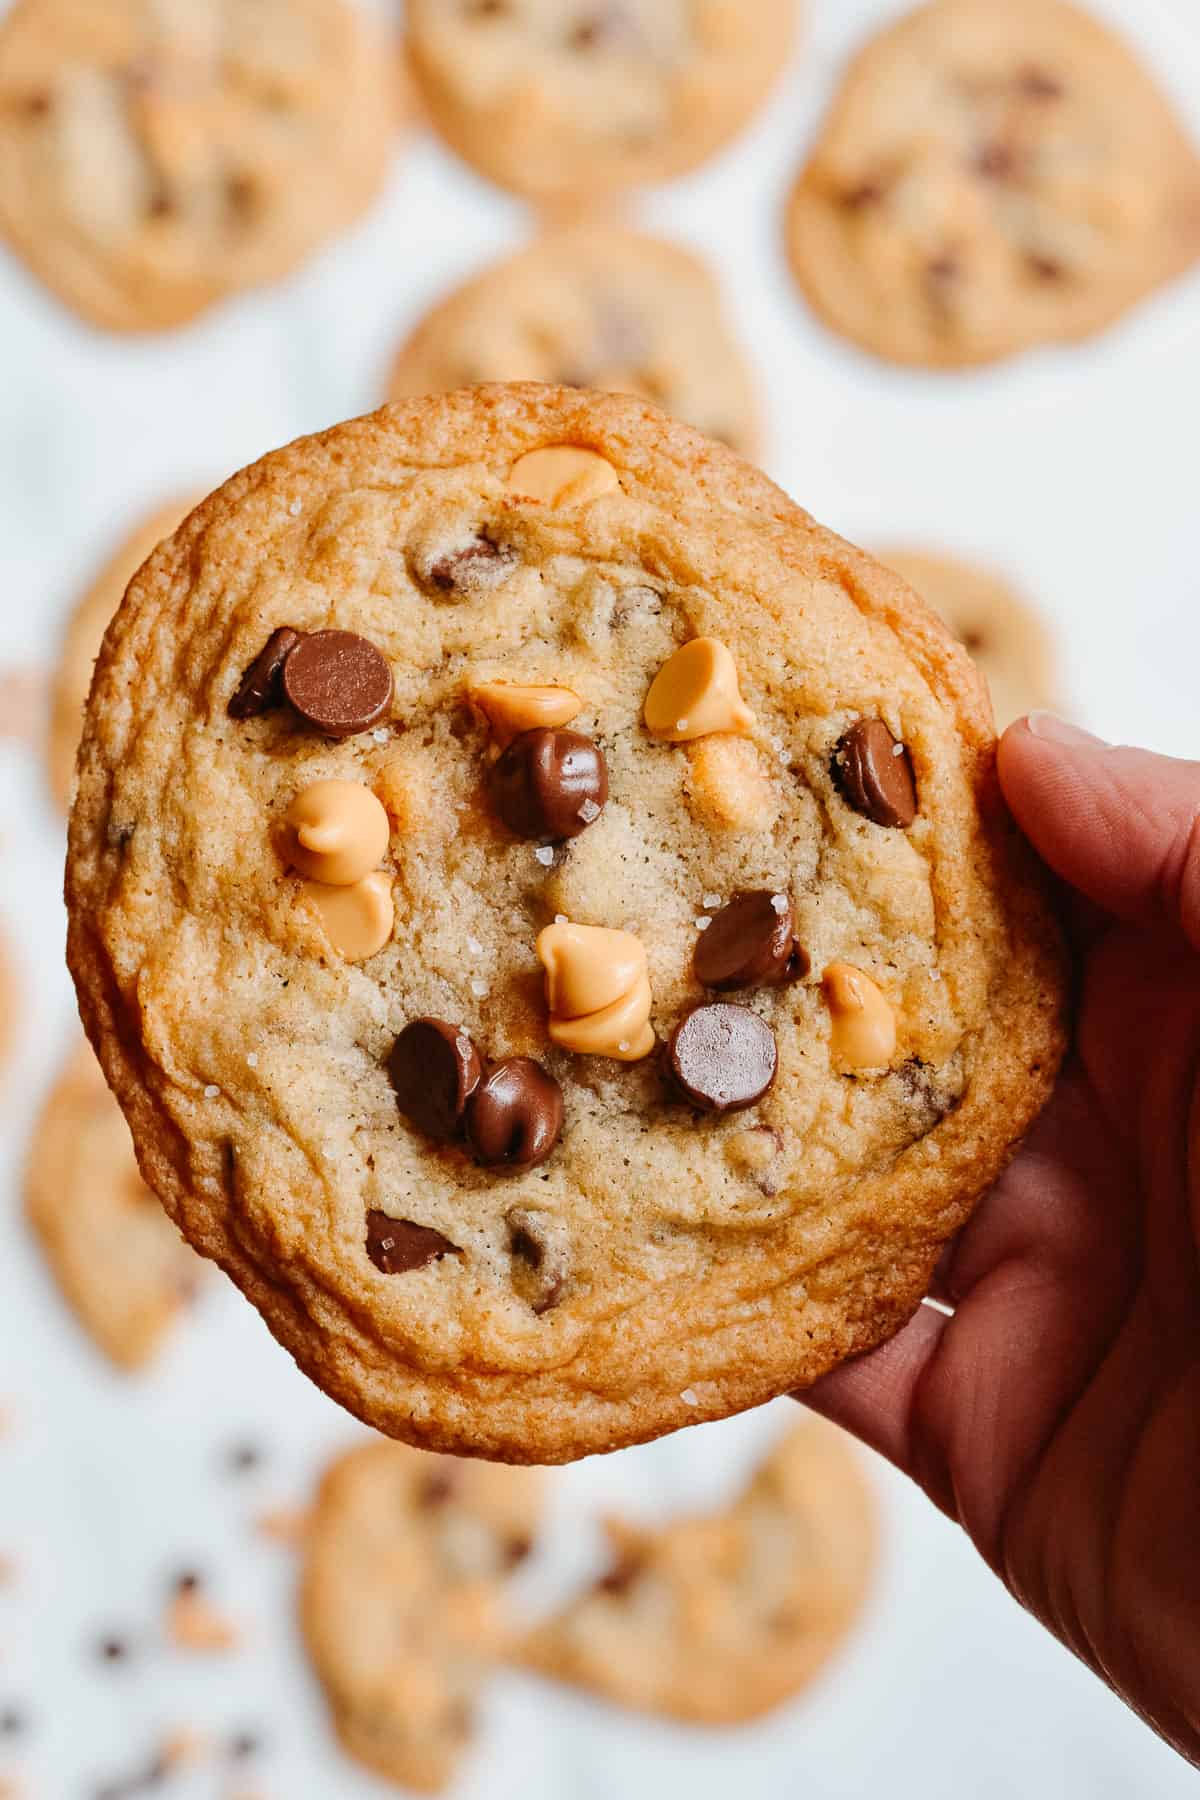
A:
[{"left": 255, "top": 1505, "right": 311, "bottom": 1548}]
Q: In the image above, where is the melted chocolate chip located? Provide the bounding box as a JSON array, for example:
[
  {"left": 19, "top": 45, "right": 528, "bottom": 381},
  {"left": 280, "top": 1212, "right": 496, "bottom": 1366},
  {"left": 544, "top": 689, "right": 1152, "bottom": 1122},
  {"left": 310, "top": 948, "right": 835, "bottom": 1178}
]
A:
[
  {"left": 281, "top": 629, "right": 393, "bottom": 737},
  {"left": 1026, "top": 252, "right": 1065, "bottom": 282},
  {"left": 465, "top": 1059, "right": 563, "bottom": 1170},
  {"left": 666, "top": 1004, "right": 778, "bottom": 1114},
  {"left": 504, "top": 1533, "right": 534, "bottom": 1568},
  {"left": 389, "top": 1019, "right": 482, "bottom": 1142},
  {"left": 506, "top": 1207, "right": 568, "bottom": 1313},
  {"left": 366, "top": 1210, "right": 460, "bottom": 1274},
  {"left": 228, "top": 627, "right": 302, "bottom": 719},
  {"left": 489, "top": 728, "right": 608, "bottom": 840},
  {"left": 694, "top": 892, "right": 807, "bottom": 991},
  {"left": 832, "top": 720, "right": 917, "bottom": 828},
  {"left": 596, "top": 1553, "right": 643, "bottom": 1597},
  {"left": 427, "top": 534, "right": 516, "bottom": 595}
]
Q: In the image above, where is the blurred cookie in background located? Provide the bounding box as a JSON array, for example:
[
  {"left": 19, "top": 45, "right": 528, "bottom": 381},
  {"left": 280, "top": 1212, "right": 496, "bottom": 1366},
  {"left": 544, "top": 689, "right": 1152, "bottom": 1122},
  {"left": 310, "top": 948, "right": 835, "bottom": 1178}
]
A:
[
  {"left": 785, "top": 0, "right": 1200, "bottom": 368},
  {"left": 0, "top": 0, "right": 399, "bottom": 332},
  {"left": 0, "top": 924, "right": 15, "bottom": 1076},
  {"left": 879, "top": 547, "right": 1059, "bottom": 729},
  {"left": 48, "top": 497, "right": 198, "bottom": 810},
  {"left": 520, "top": 1418, "right": 875, "bottom": 1723},
  {"left": 301, "top": 1441, "right": 542, "bottom": 1793},
  {"left": 407, "top": 0, "right": 796, "bottom": 205},
  {"left": 25, "top": 1039, "right": 204, "bottom": 1371},
  {"left": 387, "top": 226, "right": 760, "bottom": 455}
]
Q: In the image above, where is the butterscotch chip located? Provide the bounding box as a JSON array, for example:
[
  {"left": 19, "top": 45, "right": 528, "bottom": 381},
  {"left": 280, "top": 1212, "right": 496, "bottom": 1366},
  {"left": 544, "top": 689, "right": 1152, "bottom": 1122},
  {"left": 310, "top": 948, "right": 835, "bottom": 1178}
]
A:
[
  {"left": 300, "top": 1440, "right": 541, "bottom": 1792},
  {"left": 507, "top": 445, "right": 619, "bottom": 508},
  {"left": 519, "top": 1418, "right": 876, "bottom": 1723},
  {"left": 66, "top": 384, "right": 1065, "bottom": 1465},
  {"left": 785, "top": 0, "right": 1200, "bottom": 369},
  {"left": 644, "top": 638, "right": 755, "bottom": 742},
  {"left": 468, "top": 681, "right": 581, "bottom": 748},
  {"left": 167, "top": 1589, "right": 240, "bottom": 1653},
  {"left": 0, "top": 0, "right": 398, "bottom": 332},
  {"left": 299, "top": 872, "right": 394, "bottom": 962}
]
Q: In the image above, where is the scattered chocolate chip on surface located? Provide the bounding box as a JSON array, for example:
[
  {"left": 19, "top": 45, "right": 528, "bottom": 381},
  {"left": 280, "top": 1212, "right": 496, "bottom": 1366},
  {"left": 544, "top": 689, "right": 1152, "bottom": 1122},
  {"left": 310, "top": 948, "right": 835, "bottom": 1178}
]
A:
[
  {"left": 489, "top": 727, "right": 608, "bottom": 840},
  {"left": 366, "top": 1210, "right": 461, "bottom": 1274},
  {"left": 831, "top": 719, "right": 917, "bottom": 828},
  {"left": 280, "top": 629, "right": 393, "bottom": 737},
  {"left": 465, "top": 1059, "right": 564, "bottom": 1169},
  {"left": 227, "top": 627, "right": 302, "bottom": 719},
  {"left": 666, "top": 1003, "right": 778, "bottom": 1113},
  {"left": 693, "top": 891, "right": 807, "bottom": 990},
  {"left": 388, "top": 1019, "right": 482, "bottom": 1141}
]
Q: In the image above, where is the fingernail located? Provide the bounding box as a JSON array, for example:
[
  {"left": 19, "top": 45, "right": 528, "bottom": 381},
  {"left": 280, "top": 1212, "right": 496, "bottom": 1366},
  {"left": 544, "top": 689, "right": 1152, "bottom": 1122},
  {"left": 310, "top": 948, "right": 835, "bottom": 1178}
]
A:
[{"left": 1025, "top": 711, "right": 1108, "bottom": 748}]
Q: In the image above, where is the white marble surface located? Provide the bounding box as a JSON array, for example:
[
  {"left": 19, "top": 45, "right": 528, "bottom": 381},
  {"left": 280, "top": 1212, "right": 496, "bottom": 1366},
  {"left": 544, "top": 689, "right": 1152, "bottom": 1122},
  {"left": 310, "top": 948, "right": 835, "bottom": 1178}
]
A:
[{"left": 1, "top": 1, "right": 1198, "bottom": 1794}]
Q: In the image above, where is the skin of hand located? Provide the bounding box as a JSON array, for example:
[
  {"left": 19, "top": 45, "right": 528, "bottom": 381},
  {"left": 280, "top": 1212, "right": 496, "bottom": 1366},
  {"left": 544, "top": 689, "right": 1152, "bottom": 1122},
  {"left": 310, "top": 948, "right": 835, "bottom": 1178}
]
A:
[{"left": 804, "top": 712, "right": 1200, "bottom": 1767}]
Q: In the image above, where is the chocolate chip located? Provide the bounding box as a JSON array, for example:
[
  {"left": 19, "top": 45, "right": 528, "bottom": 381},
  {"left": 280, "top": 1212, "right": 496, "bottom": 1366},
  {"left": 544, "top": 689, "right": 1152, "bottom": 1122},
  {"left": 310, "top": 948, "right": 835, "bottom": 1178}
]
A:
[
  {"left": 840, "top": 178, "right": 885, "bottom": 210},
  {"left": 506, "top": 1207, "right": 569, "bottom": 1313},
  {"left": 226, "top": 172, "right": 258, "bottom": 219},
  {"left": 569, "top": 6, "right": 640, "bottom": 51},
  {"left": 366, "top": 1210, "right": 460, "bottom": 1274},
  {"left": 281, "top": 629, "right": 393, "bottom": 738},
  {"left": 388, "top": 1019, "right": 482, "bottom": 1142},
  {"left": 224, "top": 1440, "right": 263, "bottom": 1475},
  {"left": 925, "top": 252, "right": 960, "bottom": 287},
  {"left": 1026, "top": 252, "right": 1065, "bottom": 282},
  {"left": 0, "top": 1705, "right": 27, "bottom": 1736},
  {"left": 505, "top": 1534, "right": 534, "bottom": 1569},
  {"left": 974, "top": 141, "right": 1017, "bottom": 181},
  {"left": 832, "top": 720, "right": 917, "bottom": 829},
  {"left": 427, "top": 534, "right": 516, "bottom": 595},
  {"left": 172, "top": 1569, "right": 201, "bottom": 1596},
  {"left": 227, "top": 626, "right": 302, "bottom": 719},
  {"left": 22, "top": 90, "right": 52, "bottom": 117},
  {"left": 1016, "top": 65, "right": 1063, "bottom": 100},
  {"left": 418, "top": 1468, "right": 458, "bottom": 1508},
  {"left": 666, "top": 1004, "right": 778, "bottom": 1114},
  {"left": 961, "top": 628, "right": 986, "bottom": 652},
  {"left": 228, "top": 1729, "right": 262, "bottom": 1761},
  {"left": 596, "top": 1553, "right": 643, "bottom": 1596},
  {"left": 489, "top": 728, "right": 608, "bottom": 840},
  {"left": 97, "top": 1634, "right": 130, "bottom": 1663},
  {"left": 694, "top": 892, "right": 808, "bottom": 991},
  {"left": 465, "top": 1059, "right": 563, "bottom": 1169}
]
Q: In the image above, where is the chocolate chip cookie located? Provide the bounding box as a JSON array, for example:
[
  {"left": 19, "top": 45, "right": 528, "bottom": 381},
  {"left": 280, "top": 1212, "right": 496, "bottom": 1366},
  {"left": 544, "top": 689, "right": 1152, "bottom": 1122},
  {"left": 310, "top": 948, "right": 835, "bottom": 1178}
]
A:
[
  {"left": 520, "top": 1417, "right": 874, "bottom": 1721},
  {"left": 387, "top": 225, "right": 760, "bottom": 456},
  {"left": 300, "top": 1439, "right": 541, "bottom": 1792},
  {"left": 879, "top": 548, "right": 1059, "bottom": 731},
  {"left": 407, "top": 0, "right": 796, "bottom": 204},
  {"left": 786, "top": 0, "right": 1200, "bottom": 368},
  {"left": 48, "top": 498, "right": 198, "bottom": 810},
  {"left": 66, "top": 384, "right": 1066, "bottom": 1463},
  {"left": 0, "top": 0, "right": 396, "bottom": 332},
  {"left": 25, "top": 1040, "right": 203, "bottom": 1370}
]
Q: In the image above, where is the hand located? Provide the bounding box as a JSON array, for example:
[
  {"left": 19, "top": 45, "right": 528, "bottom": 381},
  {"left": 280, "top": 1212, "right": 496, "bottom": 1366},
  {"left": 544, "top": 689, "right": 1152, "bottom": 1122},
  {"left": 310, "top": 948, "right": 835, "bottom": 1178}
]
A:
[{"left": 805, "top": 714, "right": 1200, "bottom": 1767}]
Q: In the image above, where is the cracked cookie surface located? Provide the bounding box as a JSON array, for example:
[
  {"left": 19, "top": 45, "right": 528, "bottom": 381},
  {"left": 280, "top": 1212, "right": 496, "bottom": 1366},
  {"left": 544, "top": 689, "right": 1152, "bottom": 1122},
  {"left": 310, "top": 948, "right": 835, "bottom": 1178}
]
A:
[
  {"left": 786, "top": 0, "right": 1200, "bottom": 368},
  {"left": 387, "top": 226, "right": 760, "bottom": 458},
  {"left": 520, "top": 1417, "right": 875, "bottom": 1721},
  {"left": 0, "top": 0, "right": 396, "bottom": 331},
  {"left": 25, "top": 1039, "right": 203, "bottom": 1370},
  {"left": 66, "top": 384, "right": 1066, "bottom": 1462},
  {"left": 407, "top": 0, "right": 795, "bottom": 204},
  {"left": 301, "top": 1438, "right": 541, "bottom": 1793}
]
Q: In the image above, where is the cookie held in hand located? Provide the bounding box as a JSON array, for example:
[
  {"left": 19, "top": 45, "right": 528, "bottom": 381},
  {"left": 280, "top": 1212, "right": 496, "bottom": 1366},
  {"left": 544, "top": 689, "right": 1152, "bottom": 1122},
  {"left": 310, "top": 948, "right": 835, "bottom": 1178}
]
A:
[{"left": 66, "top": 384, "right": 1066, "bottom": 1462}]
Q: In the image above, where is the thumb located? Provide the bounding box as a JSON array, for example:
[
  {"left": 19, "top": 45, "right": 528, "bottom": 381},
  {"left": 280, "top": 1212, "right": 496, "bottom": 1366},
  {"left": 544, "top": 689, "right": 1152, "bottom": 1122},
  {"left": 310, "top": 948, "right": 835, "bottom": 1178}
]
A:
[{"left": 998, "top": 714, "right": 1200, "bottom": 949}]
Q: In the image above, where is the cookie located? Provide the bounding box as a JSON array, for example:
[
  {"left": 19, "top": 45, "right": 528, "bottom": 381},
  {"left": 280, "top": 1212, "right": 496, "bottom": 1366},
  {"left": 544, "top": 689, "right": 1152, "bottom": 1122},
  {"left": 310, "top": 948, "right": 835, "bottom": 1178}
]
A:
[
  {"left": 407, "top": 0, "right": 795, "bottom": 205},
  {"left": 0, "top": 925, "right": 15, "bottom": 1076},
  {"left": 785, "top": 0, "right": 1200, "bottom": 368},
  {"left": 65, "top": 384, "right": 1066, "bottom": 1464},
  {"left": 877, "top": 549, "right": 1059, "bottom": 732},
  {"left": 0, "top": 0, "right": 396, "bottom": 332},
  {"left": 300, "top": 1439, "right": 541, "bottom": 1792},
  {"left": 24, "top": 1040, "right": 202, "bottom": 1370},
  {"left": 387, "top": 226, "right": 760, "bottom": 457},
  {"left": 48, "top": 498, "right": 198, "bottom": 810},
  {"left": 520, "top": 1417, "right": 874, "bottom": 1720}
]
